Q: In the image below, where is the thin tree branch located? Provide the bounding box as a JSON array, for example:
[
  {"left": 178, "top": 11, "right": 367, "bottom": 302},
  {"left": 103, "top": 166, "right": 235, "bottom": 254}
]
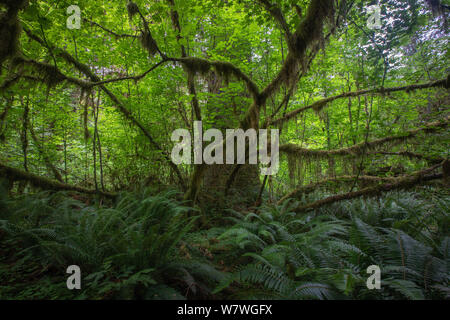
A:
[
  {"left": 86, "top": 59, "right": 168, "bottom": 87},
  {"left": 83, "top": 18, "right": 138, "bottom": 38},
  {"left": 278, "top": 174, "right": 399, "bottom": 205}
]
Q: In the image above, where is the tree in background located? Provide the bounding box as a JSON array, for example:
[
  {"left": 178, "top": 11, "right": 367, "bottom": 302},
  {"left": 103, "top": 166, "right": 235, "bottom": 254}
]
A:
[{"left": 0, "top": 0, "right": 448, "bottom": 212}]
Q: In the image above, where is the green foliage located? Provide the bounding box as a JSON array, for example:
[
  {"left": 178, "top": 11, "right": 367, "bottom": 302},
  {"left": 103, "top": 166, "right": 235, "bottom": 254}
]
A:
[
  {"left": 214, "top": 190, "right": 449, "bottom": 300},
  {"left": 0, "top": 189, "right": 224, "bottom": 299},
  {"left": 0, "top": 186, "right": 448, "bottom": 300},
  {"left": 0, "top": 0, "right": 448, "bottom": 301}
]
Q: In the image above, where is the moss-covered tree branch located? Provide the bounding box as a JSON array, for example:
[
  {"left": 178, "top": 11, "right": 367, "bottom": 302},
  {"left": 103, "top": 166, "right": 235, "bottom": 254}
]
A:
[
  {"left": 241, "top": 0, "right": 335, "bottom": 131},
  {"left": 0, "top": 163, "right": 116, "bottom": 198},
  {"left": 291, "top": 163, "right": 444, "bottom": 212},
  {"left": 280, "top": 117, "right": 449, "bottom": 159},
  {"left": 256, "top": 0, "right": 293, "bottom": 47},
  {"left": 270, "top": 76, "right": 449, "bottom": 126},
  {"left": 278, "top": 175, "right": 399, "bottom": 205},
  {"left": 22, "top": 29, "right": 187, "bottom": 190}
]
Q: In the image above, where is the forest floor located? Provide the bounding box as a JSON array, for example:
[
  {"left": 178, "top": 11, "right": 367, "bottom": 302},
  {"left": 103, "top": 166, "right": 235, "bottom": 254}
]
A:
[{"left": 0, "top": 185, "right": 449, "bottom": 300}]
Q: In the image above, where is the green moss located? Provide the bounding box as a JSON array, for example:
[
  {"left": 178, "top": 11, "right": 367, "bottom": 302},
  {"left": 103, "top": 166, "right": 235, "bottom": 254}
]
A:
[
  {"left": 127, "top": 1, "right": 139, "bottom": 21},
  {"left": 280, "top": 118, "right": 449, "bottom": 160},
  {"left": 0, "top": 12, "right": 21, "bottom": 71},
  {"left": 140, "top": 30, "right": 158, "bottom": 57},
  {"left": 182, "top": 57, "right": 211, "bottom": 76}
]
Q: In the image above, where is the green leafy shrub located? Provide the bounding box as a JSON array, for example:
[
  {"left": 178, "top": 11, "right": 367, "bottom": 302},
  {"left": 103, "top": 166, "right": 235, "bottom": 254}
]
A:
[
  {"left": 0, "top": 189, "right": 225, "bottom": 299},
  {"left": 214, "top": 191, "right": 449, "bottom": 300}
]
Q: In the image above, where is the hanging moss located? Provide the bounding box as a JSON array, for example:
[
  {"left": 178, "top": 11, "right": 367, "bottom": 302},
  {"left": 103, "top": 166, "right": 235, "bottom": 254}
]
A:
[
  {"left": 23, "top": 29, "right": 187, "bottom": 190},
  {"left": 20, "top": 101, "right": 29, "bottom": 172},
  {"left": 181, "top": 57, "right": 211, "bottom": 76},
  {"left": 312, "top": 99, "right": 328, "bottom": 116},
  {"left": 271, "top": 76, "right": 449, "bottom": 126},
  {"left": 213, "top": 61, "right": 233, "bottom": 85},
  {"left": 292, "top": 163, "right": 444, "bottom": 212},
  {"left": 212, "top": 61, "right": 259, "bottom": 99},
  {"left": 0, "top": 163, "right": 116, "bottom": 198},
  {"left": 10, "top": 56, "right": 91, "bottom": 91},
  {"left": 0, "top": 0, "right": 28, "bottom": 73},
  {"left": 35, "top": 61, "right": 66, "bottom": 88},
  {"left": 56, "top": 48, "right": 94, "bottom": 77},
  {"left": 0, "top": 99, "right": 12, "bottom": 142},
  {"left": 126, "top": 1, "right": 162, "bottom": 58},
  {"left": 292, "top": 0, "right": 334, "bottom": 59},
  {"left": 140, "top": 29, "right": 158, "bottom": 57},
  {"left": 177, "top": 57, "right": 260, "bottom": 100},
  {"left": 127, "top": 1, "right": 139, "bottom": 21},
  {"left": 287, "top": 153, "right": 297, "bottom": 185},
  {"left": 0, "top": 73, "right": 20, "bottom": 91},
  {"left": 11, "top": 57, "right": 65, "bottom": 88},
  {"left": 82, "top": 92, "right": 91, "bottom": 140},
  {"left": 261, "top": 54, "right": 300, "bottom": 103},
  {"left": 278, "top": 174, "right": 399, "bottom": 204},
  {"left": 0, "top": 12, "right": 21, "bottom": 72},
  {"left": 280, "top": 117, "right": 449, "bottom": 160}
]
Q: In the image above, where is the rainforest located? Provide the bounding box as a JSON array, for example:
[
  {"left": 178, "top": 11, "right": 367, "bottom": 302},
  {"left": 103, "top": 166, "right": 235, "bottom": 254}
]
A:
[{"left": 0, "top": 0, "right": 449, "bottom": 300}]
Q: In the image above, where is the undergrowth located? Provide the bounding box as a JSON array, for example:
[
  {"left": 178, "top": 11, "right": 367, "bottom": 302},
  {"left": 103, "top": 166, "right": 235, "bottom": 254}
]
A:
[
  {"left": 0, "top": 185, "right": 448, "bottom": 300},
  {"left": 0, "top": 188, "right": 224, "bottom": 299}
]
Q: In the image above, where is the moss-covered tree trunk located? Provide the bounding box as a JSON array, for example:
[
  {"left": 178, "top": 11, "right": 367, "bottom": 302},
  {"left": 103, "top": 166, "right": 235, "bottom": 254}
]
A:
[{"left": 199, "top": 71, "right": 260, "bottom": 207}]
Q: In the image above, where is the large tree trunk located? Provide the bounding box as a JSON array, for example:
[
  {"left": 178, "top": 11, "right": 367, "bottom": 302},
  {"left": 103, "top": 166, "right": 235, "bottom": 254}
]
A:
[
  {"left": 201, "top": 164, "right": 260, "bottom": 204},
  {"left": 198, "top": 71, "right": 261, "bottom": 206}
]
